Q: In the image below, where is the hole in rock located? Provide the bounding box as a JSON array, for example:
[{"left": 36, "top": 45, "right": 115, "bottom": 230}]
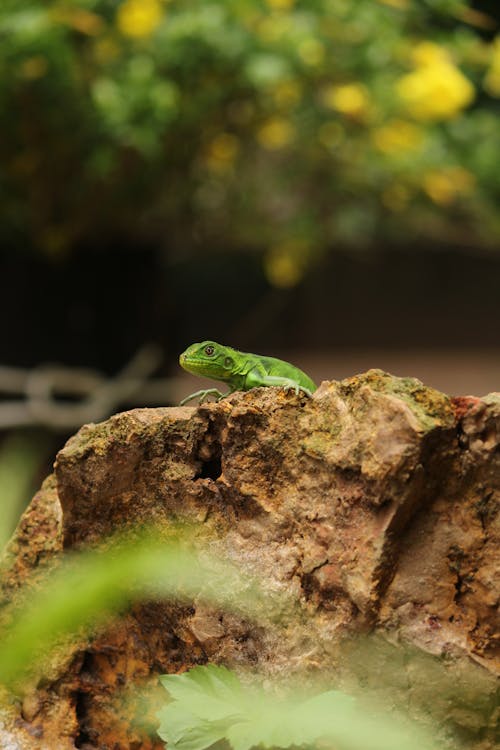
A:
[
  {"left": 74, "top": 652, "right": 93, "bottom": 748},
  {"left": 196, "top": 455, "right": 222, "bottom": 480}
]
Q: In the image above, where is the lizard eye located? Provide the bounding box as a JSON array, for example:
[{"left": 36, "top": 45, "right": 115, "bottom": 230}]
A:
[{"left": 204, "top": 345, "right": 215, "bottom": 356}]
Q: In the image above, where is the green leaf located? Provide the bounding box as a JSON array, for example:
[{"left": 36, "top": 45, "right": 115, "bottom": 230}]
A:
[
  {"left": 158, "top": 666, "right": 247, "bottom": 750},
  {"left": 225, "top": 689, "right": 356, "bottom": 750},
  {"left": 0, "top": 534, "right": 273, "bottom": 687},
  {"left": 157, "top": 704, "right": 232, "bottom": 750},
  {"left": 157, "top": 666, "right": 441, "bottom": 750},
  {"left": 160, "top": 665, "right": 246, "bottom": 720}
]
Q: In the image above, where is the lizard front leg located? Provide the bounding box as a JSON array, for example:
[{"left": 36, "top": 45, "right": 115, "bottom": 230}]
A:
[{"left": 180, "top": 388, "right": 230, "bottom": 406}]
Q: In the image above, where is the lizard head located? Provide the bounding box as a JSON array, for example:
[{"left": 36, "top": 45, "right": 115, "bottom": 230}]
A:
[{"left": 179, "top": 341, "right": 235, "bottom": 381}]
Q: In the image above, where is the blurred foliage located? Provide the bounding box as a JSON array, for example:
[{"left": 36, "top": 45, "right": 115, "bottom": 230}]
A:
[
  {"left": 1, "top": 1, "right": 500, "bottom": 287},
  {"left": 158, "top": 664, "right": 440, "bottom": 750},
  {"left": 0, "top": 431, "right": 48, "bottom": 548},
  {"left": 0, "top": 527, "right": 275, "bottom": 687},
  {"left": 0, "top": 519, "right": 446, "bottom": 749},
  {"left": 0, "top": 519, "right": 494, "bottom": 746}
]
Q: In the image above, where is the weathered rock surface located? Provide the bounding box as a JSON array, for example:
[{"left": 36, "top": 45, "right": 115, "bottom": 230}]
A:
[{"left": 0, "top": 371, "right": 499, "bottom": 749}]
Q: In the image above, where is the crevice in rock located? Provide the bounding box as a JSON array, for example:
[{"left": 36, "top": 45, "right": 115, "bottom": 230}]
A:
[
  {"left": 195, "top": 454, "right": 222, "bottom": 481},
  {"left": 193, "top": 415, "right": 223, "bottom": 481},
  {"left": 447, "top": 544, "right": 466, "bottom": 606},
  {"left": 474, "top": 488, "right": 496, "bottom": 533},
  {"left": 74, "top": 651, "right": 93, "bottom": 749},
  {"left": 375, "top": 425, "right": 458, "bottom": 612}
]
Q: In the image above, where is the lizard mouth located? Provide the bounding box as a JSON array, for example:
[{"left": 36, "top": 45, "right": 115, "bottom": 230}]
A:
[{"left": 179, "top": 354, "right": 211, "bottom": 375}]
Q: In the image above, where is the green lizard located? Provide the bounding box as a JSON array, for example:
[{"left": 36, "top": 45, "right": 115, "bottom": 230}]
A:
[{"left": 179, "top": 341, "right": 317, "bottom": 405}]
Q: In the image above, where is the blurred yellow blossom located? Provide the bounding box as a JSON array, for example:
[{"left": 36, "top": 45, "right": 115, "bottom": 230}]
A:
[
  {"left": 322, "top": 83, "right": 370, "bottom": 118},
  {"left": 423, "top": 167, "right": 476, "bottom": 205},
  {"left": 298, "top": 39, "right": 325, "bottom": 67},
  {"left": 116, "top": 0, "right": 163, "bottom": 39},
  {"left": 257, "top": 117, "right": 295, "bottom": 149},
  {"left": 410, "top": 41, "right": 449, "bottom": 67},
  {"left": 272, "top": 80, "right": 302, "bottom": 108},
  {"left": 20, "top": 56, "right": 48, "bottom": 80},
  {"left": 203, "top": 133, "right": 240, "bottom": 172},
  {"left": 264, "top": 239, "right": 309, "bottom": 288},
  {"left": 397, "top": 43, "right": 475, "bottom": 120},
  {"left": 372, "top": 119, "right": 423, "bottom": 154},
  {"left": 484, "top": 37, "right": 500, "bottom": 96}
]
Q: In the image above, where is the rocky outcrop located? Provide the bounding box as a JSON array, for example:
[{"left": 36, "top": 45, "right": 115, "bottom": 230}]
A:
[{"left": 0, "top": 371, "right": 498, "bottom": 749}]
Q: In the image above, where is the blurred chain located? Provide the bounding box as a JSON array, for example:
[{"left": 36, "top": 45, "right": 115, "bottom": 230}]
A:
[{"left": 0, "top": 345, "right": 179, "bottom": 430}]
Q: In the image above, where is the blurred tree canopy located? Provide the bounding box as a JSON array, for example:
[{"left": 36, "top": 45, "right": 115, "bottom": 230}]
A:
[{"left": 1, "top": 0, "right": 500, "bottom": 288}]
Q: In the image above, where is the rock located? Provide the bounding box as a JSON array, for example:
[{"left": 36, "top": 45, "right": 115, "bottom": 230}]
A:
[{"left": 0, "top": 372, "right": 498, "bottom": 749}]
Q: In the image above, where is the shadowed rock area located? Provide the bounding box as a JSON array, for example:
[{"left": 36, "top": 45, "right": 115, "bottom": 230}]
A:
[{"left": 0, "top": 371, "right": 499, "bottom": 749}]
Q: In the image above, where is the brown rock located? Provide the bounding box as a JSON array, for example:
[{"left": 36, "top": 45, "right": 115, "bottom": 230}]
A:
[{"left": 0, "top": 371, "right": 498, "bottom": 749}]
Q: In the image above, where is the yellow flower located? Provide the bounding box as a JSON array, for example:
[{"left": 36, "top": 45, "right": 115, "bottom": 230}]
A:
[
  {"left": 372, "top": 119, "right": 423, "bottom": 154},
  {"left": 484, "top": 37, "right": 500, "bottom": 97},
  {"left": 410, "top": 41, "right": 449, "bottom": 67},
  {"left": 116, "top": 0, "right": 163, "bottom": 39},
  {"left": 264, "top": 239, "right": 309, "bottom": 289},
  {"left": 422, "top": 167, "right": 476, "bottom": 206},
  {"left": 322, "top": 83, "right": 370, "bottom": 118},
  {"left": 257, "top": 117, "right": 295, "bottom": 150},
  {"left": 298, "top": 39, "right": 325, "bottom": 67},
  {"left": 397, "top": 43, "right": 475, "bottom": 121},
  {"left": 204, "top": 133, "right": 239, "bottom": 173}
]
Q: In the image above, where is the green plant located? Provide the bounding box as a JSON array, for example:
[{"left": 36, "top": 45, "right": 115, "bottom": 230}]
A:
[
  {"left": 158, "top": 664, "right": 440, "bottom": 750},
  {"left": 0, "top": 528, "right": 272, "bottom": 687},
  {"left": 0, "top": 522, "right": 490, "bottom": 748},
  {"left": 2, "top": 1, "right": 500, "bottom": 282},
  {"left": 0, "top": 431, "right": 48, "bottom": 548}
]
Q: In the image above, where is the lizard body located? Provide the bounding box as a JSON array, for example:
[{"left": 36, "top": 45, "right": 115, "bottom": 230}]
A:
[{"left": 179, "top": 341, "right": 317, "bottom": 405}]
